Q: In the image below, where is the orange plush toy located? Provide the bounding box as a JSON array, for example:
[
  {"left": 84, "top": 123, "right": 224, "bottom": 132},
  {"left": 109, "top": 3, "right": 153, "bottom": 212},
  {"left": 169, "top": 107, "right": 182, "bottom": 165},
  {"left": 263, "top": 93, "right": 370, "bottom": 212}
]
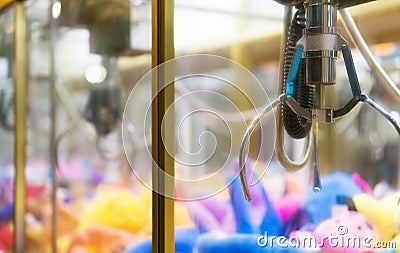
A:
[{"left": 67, "top": 224, "right": 135, "bottom": 253}]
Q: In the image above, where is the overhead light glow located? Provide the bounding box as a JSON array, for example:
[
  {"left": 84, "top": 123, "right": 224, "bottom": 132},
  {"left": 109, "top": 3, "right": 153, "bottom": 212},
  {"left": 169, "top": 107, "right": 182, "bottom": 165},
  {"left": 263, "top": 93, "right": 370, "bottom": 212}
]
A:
[
  {"left": 85, "top": 65, "right": 107, "bottom": 84},
  {"left": 52, "top": 1, "right": 61, "bottom": 19}
]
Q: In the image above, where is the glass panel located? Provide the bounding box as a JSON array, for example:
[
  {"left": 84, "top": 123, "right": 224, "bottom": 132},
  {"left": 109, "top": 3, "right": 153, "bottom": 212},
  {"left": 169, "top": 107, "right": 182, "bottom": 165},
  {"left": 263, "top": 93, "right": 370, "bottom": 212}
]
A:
[
  {"left": 50, "top": 0, "right": 153, "bottom": 251},
  {"left": 1, "top": 0, "right": 153, "bottom": 252},
  {"left": 164, "top": 2, "right": 289, "bottom": 253},
  {"left": 171, "top": 0, "right": 285, "bottom": 199},
  {"left": 0, "top": 3, "right": 15, "bottom": 252}
]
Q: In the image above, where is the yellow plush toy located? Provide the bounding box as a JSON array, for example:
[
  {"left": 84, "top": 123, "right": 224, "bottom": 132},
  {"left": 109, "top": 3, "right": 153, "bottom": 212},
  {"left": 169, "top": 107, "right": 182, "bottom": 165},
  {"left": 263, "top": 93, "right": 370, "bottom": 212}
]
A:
[
  {"left": 66, "top": 184, "right": 194, "bottom": 252},
  {"left": 353, "top": 192, "right": 400, "bottom": 241},
  {"left": 390, "top": 233, "right": 400, "bottom": 251},
  {"left": 63, "top": 184, "right": 149, "bottom": 252},
  {"left": 80, "top": 184, "right": 149, "bottom": 233}
]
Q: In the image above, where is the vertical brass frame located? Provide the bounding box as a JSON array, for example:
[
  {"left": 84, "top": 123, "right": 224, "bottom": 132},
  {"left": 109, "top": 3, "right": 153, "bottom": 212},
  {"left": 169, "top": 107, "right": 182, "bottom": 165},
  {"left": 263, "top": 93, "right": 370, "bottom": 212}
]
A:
[
  {"left": 13, "top": 1, "right": 27, "bottom": 252},
  {"left": 49, "top": 0, "right": 58, "bottom": 251},
  {"left": 151, "top": 1, "right": 175, "bottom": 253}
]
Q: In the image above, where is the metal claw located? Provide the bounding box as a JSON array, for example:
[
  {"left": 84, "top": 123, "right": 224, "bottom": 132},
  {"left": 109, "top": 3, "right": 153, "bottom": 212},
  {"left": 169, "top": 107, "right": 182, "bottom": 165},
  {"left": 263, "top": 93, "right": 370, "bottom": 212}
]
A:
[
  {"left": 239, "top": 94, "right": 285, "bottom": 202},
  {"left": 360, "top": 94, "right": 400, "bottom": 136}
]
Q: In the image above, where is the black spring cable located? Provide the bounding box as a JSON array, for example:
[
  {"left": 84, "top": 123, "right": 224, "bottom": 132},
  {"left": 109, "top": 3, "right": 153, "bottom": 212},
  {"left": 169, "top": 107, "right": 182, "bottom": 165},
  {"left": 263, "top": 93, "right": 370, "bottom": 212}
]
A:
[{"left": 281, "top": 6, "right": 315, "bottom": 139}]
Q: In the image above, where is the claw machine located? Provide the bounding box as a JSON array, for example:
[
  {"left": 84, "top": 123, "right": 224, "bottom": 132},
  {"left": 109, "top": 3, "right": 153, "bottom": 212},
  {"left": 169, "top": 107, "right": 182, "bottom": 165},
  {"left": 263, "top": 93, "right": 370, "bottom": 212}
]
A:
[{"left": 1, "top": 0, "right": 400, "bottom": 253}]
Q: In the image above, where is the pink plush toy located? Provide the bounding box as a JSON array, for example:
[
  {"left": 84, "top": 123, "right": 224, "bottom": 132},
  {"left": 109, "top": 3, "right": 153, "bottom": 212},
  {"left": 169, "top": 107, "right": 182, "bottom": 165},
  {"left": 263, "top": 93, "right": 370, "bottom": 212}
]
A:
[
  {"left": 351, "top": 173, "right": 371, "bottom": 193},
  {"left": 274, "top": 193, "right": 301, "bottom": 224},
  {"left": 313, "top": 210, "right": 376, "bottom": 253}
]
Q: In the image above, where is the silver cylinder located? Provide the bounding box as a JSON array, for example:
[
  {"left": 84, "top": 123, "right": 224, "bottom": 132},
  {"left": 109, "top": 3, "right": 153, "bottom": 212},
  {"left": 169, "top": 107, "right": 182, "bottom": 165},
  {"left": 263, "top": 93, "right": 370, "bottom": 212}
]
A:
[
  {"left": 304, "top": 0, "right": 339, "bottom": 85},
  {"left": 307, "top": 0, "right": 337, "bottom": 28},
  {"left": 306, "top": 53, "right": 337, "bottom": 85}
]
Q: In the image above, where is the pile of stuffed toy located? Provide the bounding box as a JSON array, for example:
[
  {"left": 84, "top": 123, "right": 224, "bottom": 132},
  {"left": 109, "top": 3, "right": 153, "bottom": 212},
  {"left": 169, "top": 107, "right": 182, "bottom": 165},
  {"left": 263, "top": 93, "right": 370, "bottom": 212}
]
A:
[{"left": 1, "top": 160, "right": 400, "bottom": 253}]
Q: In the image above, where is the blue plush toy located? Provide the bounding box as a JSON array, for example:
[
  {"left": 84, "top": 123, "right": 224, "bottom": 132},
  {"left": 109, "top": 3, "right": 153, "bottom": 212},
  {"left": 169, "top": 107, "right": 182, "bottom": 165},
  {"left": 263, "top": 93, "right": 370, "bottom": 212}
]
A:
[
  {"left": 124, "top": 228, "right": 199, "bottom": 253},
  {"left": 196, "top": 233, "right": 305, "bottom": 253},
  {"left": 229, "top": 175, "right": 283, "bottom": 236},
  {"left": 0, "top": 203, "right": 13, "bottom": 223},
  {"left": 193, "top": 176, "right": 290, "bottom": 253},
  {"left": 301, "top": 172, "right": 363, "bottom": 224}
]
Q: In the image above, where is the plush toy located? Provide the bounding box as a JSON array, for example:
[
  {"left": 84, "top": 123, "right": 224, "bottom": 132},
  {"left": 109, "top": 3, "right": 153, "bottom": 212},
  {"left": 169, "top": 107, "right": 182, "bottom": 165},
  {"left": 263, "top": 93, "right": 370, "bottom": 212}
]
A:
[
  {"left": 187, "top": 174, "right": 288, "bottom": 253},
  {"left": 135, "top": 200, "right": 195, "bottom": 239},
  {"left": 372, "top": 181, "right": 394, "bottom": 200},
  {"left": 288, "top": 207, "right": 378, "bottom": 253},
  {"left": 67, "top": 183, "right": 195, "bottom": 252},
  {"left": 42, "top": 201, "right": 79, "bottom": 244},
  {"left": 195, "top": 232, "right": 304, "bottom": 253},
  {"left": 313, "top": 210, "right": 375, "bottom": 253},
  {"left": 274, "top": 193, "right": 302, "bottom": 225},
  {"left": 0, "top": 183, "right": 48, "bottom": 223},
  {"left": 351, "top": 173, "right": 371, "bottom": 193},
  {"left": 124, "top": 227, "right": 199, "bottom": 253},
  {"left": 0, "top": 204, "right": 12, "bottom": 223},
  {"left": 187, "top": 170, "right": 283, "bottom": 235},
  {"left": 66, "top": 184, "right": 144, "bottom": 250},
  {"left": 0, "top": 223, "right": 12, "bottom": 252},
  {"left": 302, "top": 172, "right": 363, "bottom": 224},
  {"left": 352, "top": 192, "right": 400, "bottom": 241},
  {"left": 229, "top": 175, "right": 282, "bottom": 235},
  {"left": 270, "top": 173, "right": 305, "bottom": 236},
  {"left": 79, "top": 184, "right": 149, "bottom": 234},
  {"left": 67, "top": 223, "right": 136, "bottom": 253},
  {"left": 281, "top": 205, "right": 310, "bottom": 237},
  {"left": 186, "top": 196, "right": 235, "bottom": 233},
  {"left": 387, "top": 233, "right": 400, "bottom": 252},
  {"left": 29, "top": 188, "right": 79, "bottom": 252},
  {"left": 0, "top": 181, "right": 79, "bottom": 252}
]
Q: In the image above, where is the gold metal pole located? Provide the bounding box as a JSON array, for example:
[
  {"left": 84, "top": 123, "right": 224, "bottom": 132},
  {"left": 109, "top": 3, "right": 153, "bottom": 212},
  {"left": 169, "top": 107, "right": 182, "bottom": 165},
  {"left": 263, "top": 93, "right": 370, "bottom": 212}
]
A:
[
  {"left": 13, "top": 1, "right": 27, "bottom": 252},
  {"left": 49, "top": 0, "right": 58, "bottom": 251},
  {"left": 151, "top": 0, "right": 175, "bottom": 253}
]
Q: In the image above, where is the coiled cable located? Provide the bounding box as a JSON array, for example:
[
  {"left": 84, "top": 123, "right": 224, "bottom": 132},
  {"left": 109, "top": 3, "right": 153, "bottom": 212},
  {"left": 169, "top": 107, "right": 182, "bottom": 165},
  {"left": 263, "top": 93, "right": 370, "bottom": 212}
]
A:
[{"left": 281, "top": 6, "right": 315, "bottom": 139}]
